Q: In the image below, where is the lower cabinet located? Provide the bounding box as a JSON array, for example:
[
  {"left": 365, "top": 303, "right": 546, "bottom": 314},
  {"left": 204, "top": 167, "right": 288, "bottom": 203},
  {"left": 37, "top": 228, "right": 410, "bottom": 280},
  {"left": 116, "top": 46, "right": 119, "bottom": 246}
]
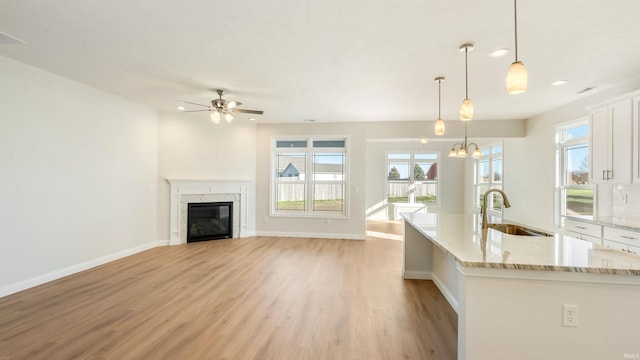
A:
[
  {"left": 565, "top": 218, "right": 602, "bottom": 245},
  {"left": 603, "top": 226, "right": 640, "bottom": 255}
]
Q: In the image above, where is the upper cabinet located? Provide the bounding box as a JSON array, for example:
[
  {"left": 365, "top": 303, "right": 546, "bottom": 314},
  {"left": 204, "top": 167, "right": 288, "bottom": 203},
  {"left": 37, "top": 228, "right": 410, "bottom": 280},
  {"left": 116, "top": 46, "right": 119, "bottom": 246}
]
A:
[{"left": 589, "top": 98, "right": 633, "bottom": 184}]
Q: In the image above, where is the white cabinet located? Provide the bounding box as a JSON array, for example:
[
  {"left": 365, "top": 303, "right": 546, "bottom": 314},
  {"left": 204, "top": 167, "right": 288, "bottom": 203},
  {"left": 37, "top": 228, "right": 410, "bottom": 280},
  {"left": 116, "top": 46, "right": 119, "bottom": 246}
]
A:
[
  {"left": 589, "top": 99, "right": 633, "bottom": 184},
  {"left": 565, "top": 218, "right": 602, "bottom": 245},
  {"left": 603, "top": 226, "right": 640, "bottom": 255}
]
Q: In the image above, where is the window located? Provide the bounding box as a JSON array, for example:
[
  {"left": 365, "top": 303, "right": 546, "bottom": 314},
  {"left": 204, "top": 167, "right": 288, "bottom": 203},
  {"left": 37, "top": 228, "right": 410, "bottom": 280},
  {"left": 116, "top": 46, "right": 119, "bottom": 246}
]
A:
[
  {"left": 556, "top": 121, "right": 593, "bottom": 222},
  {"left": 273, "top": 137, "right": 347, "bottom": 216},
  {"left": 473, "top": 143, "right": 504, "bottom": 212},
  {"left": 386, "top": 152, "right": 438, "bottom": 204}
]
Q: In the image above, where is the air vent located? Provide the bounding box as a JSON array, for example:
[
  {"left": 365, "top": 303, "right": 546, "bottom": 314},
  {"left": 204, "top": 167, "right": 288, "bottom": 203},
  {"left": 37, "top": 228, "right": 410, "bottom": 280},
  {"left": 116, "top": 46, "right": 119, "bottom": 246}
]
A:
[
  {"left": 576, "top": 87, "right": 596, "bottom": 94},
  {"left": 0, "top": 31, "right": 25, "bottom": 45}
]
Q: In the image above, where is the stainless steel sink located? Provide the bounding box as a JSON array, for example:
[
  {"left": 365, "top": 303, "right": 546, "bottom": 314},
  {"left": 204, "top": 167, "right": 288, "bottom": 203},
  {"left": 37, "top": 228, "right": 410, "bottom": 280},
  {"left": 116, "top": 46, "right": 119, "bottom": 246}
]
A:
[{"left": 487, "top": 223, "right": 553, "bottom": 237}]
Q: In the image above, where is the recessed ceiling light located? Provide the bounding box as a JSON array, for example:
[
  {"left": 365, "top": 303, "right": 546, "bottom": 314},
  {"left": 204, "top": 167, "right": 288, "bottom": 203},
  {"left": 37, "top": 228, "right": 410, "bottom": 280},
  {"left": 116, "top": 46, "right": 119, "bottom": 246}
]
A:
[
  {"left": 489, "top": 48, "right": 510, "bottom": 58},
  {"left": 552, "top": 80, "right": 568, "bottom": 86},
  {"left": 577, "top": 87, "right": 596, "bottom": 94},
  {"left": 249, "top": 118, "right": 256, "bottom": 121},
  {"left": 177, "top": 105, "right": 185, "bottom": 111},
  {"left": 420, "top": 138, "right": 429, "bottom": 145}
]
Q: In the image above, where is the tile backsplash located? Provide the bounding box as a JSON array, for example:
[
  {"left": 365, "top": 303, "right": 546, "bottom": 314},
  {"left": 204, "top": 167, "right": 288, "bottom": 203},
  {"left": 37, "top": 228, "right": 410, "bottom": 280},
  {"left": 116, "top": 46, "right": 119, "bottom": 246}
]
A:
[{"left": 612, "top": 184, "right": 640, "bottom": 218}]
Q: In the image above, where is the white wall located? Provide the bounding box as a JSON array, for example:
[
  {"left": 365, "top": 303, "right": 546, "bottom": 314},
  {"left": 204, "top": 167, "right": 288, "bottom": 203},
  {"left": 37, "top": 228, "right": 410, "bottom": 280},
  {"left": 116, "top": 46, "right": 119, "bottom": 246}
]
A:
[
  {"left": 503, "top": 79, "right": 640, "bottom": 231},
  {"left": 156, "top": 112, "right": 257, "bottom": 241},
  {"left": 0, "top": 55, "right": 158, "bottom": 295}
]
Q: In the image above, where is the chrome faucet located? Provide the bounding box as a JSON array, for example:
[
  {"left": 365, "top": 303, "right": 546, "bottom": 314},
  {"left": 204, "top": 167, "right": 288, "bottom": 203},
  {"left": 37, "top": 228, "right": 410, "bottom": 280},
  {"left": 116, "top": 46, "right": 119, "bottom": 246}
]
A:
[{"left": 481, "top": 189, "right": 512, "bottom": 230}]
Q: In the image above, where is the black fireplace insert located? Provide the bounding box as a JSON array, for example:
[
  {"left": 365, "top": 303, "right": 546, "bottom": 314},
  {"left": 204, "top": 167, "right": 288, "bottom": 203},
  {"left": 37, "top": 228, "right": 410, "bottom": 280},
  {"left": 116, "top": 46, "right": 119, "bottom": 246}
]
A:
[{"left": 187, "top": 202, "right": 233, "bottom": 242}]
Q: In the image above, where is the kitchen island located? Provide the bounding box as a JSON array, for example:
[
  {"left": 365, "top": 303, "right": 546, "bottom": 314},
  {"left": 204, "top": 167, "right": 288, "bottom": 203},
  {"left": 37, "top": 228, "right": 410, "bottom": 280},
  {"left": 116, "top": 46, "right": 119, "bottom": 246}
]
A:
[{"left": 402, "top": 212, "right": 640, "bottom": 360}]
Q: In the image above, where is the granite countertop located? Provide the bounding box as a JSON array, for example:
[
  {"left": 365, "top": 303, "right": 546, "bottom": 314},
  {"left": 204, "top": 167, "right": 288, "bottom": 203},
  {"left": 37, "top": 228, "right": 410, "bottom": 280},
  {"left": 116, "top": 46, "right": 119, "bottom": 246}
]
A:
[
  {"left": 566, "top": 215, "right": 640, "bottom": 232},
  {"left": 402, "top": 212, "right": 640, "bottom": 276}
]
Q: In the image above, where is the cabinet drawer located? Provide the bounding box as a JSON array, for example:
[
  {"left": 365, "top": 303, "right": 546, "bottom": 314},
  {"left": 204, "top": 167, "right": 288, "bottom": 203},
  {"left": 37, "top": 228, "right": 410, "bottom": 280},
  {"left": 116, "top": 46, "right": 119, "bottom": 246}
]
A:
[
  {"left": 565, "top": 219, "right": 602, "bottom": 238},
  {"left": 566, "top": 230, "right": 602, "bottom": 245},
  {"left": 603, "top": 226, "right": 640, "bottom": 247},
  {"left": 603, "top": 239, "right": 628, "bottom": 252}
]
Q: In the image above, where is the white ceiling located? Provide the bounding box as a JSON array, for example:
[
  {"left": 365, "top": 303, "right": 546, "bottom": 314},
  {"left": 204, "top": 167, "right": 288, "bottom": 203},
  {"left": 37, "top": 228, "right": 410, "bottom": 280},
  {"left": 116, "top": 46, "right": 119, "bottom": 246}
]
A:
[{"left": 1, "top": 0, "right": 639, "bottom": 124}]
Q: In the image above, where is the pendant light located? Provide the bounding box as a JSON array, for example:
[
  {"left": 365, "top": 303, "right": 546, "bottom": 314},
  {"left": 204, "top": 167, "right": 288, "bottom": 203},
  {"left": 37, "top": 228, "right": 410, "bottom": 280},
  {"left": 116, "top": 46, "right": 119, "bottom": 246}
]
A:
[
  {"left": 506, "top": 0, "right": 527, "bottom": 94},
  {"left": 459, "top": 44, "right": 474, "bottom": 121},
  {"left": 434, "top": 76, "right": 446, "bottom": 135},
  {"left": 447, "top": 123, "right": 482, "bottom": 159}
]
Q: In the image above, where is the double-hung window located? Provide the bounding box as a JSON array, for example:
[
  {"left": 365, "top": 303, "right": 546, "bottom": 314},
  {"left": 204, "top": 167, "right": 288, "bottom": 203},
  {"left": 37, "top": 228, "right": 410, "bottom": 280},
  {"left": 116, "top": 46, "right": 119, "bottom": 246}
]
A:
[
  {"left": 556, "top": 121, "right": 593, "bottom": 222},
  {"left": 473, "top": 143, "right": 503, "bottom": 213},
  {"left": 273, "top": 137, "right": 347, "bottom": 217},
  {"left": 386, "top": 152, "right": 438, "bottom": 204}
]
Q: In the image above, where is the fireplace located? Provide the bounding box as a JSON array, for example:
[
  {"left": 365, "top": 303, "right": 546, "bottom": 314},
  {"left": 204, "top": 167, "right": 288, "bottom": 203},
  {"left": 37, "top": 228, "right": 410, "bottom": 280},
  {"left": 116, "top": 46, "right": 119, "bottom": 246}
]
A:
[{"left": 187, "top": 202, "right": 233, "bottom": 242}]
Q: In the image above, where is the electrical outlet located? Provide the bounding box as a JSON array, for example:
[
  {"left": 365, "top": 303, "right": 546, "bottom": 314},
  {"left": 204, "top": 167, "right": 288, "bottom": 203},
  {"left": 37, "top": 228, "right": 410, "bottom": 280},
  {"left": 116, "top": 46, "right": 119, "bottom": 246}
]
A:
[{"left": 563, "top": 304, "right": 579, "bottom": 327}]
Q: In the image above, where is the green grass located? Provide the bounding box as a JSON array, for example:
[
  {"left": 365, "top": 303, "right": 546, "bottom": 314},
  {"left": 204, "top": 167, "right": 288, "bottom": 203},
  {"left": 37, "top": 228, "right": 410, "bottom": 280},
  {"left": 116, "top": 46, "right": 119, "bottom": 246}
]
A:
[
  {"left": 276, "top": 199, "right": 344, "bottom": 211},
  {"left": 565, "top": 188, "right": 593, "bottom": 215}
]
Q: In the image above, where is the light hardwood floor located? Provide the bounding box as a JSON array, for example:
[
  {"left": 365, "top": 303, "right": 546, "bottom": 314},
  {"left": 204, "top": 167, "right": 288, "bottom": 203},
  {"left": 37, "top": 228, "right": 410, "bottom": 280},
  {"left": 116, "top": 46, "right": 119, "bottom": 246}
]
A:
[{"left": 0, "top": 224, "right": 457, "bottom": 359}]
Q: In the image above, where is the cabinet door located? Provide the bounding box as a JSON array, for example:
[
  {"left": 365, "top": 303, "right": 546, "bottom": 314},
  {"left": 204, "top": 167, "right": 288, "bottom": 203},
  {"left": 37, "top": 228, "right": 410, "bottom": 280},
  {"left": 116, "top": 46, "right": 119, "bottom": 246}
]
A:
[
  {"left": 590, "top": 105, "right": 609, "bottom": 184},
  {"left": 608, "top": 99, "right": 633, "bottom": 184}
]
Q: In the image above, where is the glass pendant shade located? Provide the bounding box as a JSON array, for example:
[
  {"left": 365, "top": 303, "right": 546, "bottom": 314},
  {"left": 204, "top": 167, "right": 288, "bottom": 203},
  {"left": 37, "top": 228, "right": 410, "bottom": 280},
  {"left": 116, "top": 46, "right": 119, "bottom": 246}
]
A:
[
  {"left": 210, "top": 111, "right": 222, "bottom": 124},
  {"left": 472, "top": 147, "right": 482, "bottom": 159},
  {"left": 434, "top": 118, "right": 445, "bottom": 135},
  {"left": 224, "top": 112, "right": 235, "bottom": 123},
  {"left": 460, "top": 98, "right": 474, "bottom": 121},
  {"left": 448, "top": 148, "right": 457, "bottom": 157},
  {"left": 457, "top": 147, "right": 467, "bottom": 157},
  {"left": 507, "top": 61, "right": 528, "bottom": 94}
]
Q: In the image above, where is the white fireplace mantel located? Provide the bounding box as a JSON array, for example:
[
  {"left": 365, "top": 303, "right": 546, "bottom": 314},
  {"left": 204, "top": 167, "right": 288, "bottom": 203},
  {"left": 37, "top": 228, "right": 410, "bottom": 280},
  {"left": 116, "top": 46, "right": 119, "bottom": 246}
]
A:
[{"left": 167, "top": 179, "right": 255, "bottom": 245}]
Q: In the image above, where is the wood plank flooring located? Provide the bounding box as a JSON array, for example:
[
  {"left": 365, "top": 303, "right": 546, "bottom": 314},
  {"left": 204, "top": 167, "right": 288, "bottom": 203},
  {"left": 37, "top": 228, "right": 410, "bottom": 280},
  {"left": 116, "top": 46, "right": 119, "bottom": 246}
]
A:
[{"left": 0, "top": 228, "right": 457, "bottom": 359}]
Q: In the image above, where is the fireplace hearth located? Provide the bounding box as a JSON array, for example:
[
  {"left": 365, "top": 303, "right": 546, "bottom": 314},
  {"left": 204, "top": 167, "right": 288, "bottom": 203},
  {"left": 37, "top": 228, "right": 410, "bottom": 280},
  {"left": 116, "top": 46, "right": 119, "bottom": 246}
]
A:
[{"left": 187, "top": 202, "right": 233, "bottom": 242}]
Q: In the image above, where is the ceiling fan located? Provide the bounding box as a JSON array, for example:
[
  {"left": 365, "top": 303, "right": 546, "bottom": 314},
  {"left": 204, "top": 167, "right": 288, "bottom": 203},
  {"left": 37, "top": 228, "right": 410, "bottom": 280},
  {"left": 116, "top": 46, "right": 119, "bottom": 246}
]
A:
[{"left": 179, "top": 89, "right": 264, "bottom": 124}]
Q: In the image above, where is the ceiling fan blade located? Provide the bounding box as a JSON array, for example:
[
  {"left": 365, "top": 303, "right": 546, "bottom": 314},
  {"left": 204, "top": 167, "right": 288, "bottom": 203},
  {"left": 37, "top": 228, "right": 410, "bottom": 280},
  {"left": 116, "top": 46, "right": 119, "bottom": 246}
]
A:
[
  {"left": 180, "top": 101, "right": 210, "bottom": 108},
  {"left": 230, "top": 109, "right": 264, "bottom": 115},
  {"left": 181, "top": 109, "right": 212, "bottom": 113}
]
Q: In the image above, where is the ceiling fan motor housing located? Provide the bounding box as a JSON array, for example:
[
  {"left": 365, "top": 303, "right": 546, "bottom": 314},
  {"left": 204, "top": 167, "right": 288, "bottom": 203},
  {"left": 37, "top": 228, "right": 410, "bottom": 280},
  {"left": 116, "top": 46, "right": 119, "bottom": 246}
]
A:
[{"left": 212, "top": 98, "right": 227, "bottom": 109}]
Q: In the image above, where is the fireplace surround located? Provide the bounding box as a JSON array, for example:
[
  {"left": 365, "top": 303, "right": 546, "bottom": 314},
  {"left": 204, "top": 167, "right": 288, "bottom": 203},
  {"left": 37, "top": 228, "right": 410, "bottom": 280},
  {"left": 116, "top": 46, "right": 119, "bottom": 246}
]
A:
[{"left": 167, "top": 179, "right": 254, "bottom": 245}]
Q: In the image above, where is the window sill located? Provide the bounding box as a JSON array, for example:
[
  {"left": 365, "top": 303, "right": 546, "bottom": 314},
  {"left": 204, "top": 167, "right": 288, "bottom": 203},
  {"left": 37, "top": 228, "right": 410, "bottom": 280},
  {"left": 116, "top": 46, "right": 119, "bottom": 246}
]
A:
[{"left": 269, "top": 212, "right": 348, "bottom": 220}]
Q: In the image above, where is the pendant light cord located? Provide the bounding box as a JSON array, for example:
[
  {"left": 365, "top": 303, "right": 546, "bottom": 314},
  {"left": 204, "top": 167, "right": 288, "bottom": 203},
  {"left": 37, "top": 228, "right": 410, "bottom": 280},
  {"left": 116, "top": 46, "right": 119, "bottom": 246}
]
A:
[
  {"left": 438, "top": 79, "right": 442, "bottom": 118},
  {"left": 464, "top": 47, "right": 469, "bottom": 99},
  {"left": 514, "top": 0, "right": 519, "bottom": 61}
]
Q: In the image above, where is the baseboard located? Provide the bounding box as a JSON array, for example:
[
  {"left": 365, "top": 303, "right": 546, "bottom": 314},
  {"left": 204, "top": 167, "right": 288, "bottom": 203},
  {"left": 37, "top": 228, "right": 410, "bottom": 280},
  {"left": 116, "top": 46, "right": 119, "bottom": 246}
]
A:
[
  {"left": 403, "top": 269, "right": 432, "bottom": 280},
  {"left": 0, "top": 240, "right": 165, "bottom": 298},
  {"left": 254, "top": 231, "right": 366, "bottom": 240},
  {"left": 431, "top": 273, "right": 459, "bottom": 314}
]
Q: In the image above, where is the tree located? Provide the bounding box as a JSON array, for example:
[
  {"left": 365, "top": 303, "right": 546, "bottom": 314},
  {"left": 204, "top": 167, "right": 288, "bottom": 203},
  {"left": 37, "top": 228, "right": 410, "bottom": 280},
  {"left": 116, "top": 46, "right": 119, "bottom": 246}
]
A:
[
  {"left": 388, "top": 166, "right": 401, "bottom": 180},
  {"left": 414, "top": 164, "right": 425, "bottom": 181}
]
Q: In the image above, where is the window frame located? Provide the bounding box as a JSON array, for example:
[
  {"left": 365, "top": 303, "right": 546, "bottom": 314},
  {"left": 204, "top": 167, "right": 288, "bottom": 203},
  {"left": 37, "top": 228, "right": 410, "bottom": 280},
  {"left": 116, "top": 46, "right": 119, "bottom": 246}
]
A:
[
  {"left": 555, "top": 119, "right": 594, "bottom": 226},
  {"left": 385, "top": 151, "right": 440, "bottom": 206},
  {"left": 473, "top": 141, "right": 504, "bottom": 217},
  {"left": 270, "top": 135, "right": 349, "bottom": 218}
]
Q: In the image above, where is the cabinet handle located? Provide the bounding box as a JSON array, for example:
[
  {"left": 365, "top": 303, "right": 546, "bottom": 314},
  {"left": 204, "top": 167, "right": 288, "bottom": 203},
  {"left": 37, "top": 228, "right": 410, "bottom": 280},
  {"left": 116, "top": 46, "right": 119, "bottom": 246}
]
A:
[
  {"left": 575, "top": 226, "right": 587, "bottom": 229},
  {"left": 620, "top": 235, "right": 636, "bottom": 240},
  {"left": 602, "top": 170, "right": 607, "bottom": 180},
  {"left": 607, "top": 170, "right": 612, "bottom": 180}
]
